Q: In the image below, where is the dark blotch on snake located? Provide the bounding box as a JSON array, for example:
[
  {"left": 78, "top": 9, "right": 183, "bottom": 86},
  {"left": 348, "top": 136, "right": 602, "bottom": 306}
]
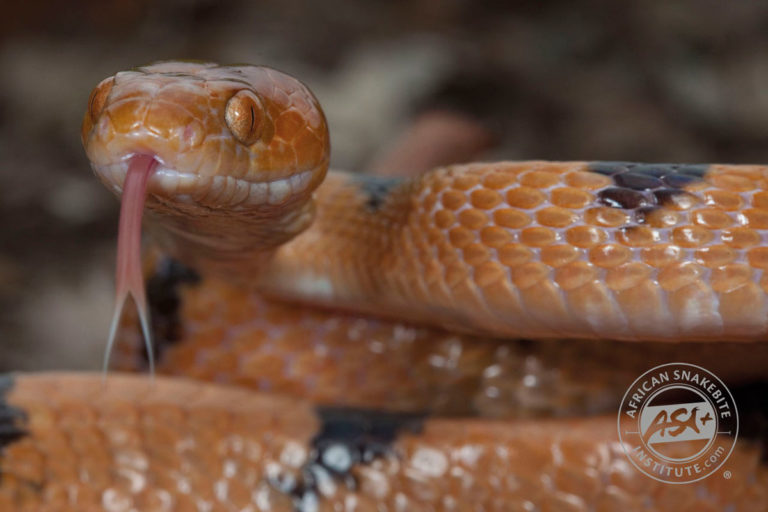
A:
[
  {"left": 274, "top": 407, "right": 425, "bottom": 510},
  {"left": 588, "top": 162, "right": 710, "bottom": 223},
  {"left": 144, "top": 258, "right": 201, "bottom": 367},
  {"left": 614, "top": 172, "right": 664, "bottom": 191},
  {"left": 597, "top": 187, "right": 650, "bottom": 209},
  {"left": 0, "top": 375, "right": 29, "bottom": 484},
  {"left": 357, "top": 175, "right": 402, "bottom": 211}
]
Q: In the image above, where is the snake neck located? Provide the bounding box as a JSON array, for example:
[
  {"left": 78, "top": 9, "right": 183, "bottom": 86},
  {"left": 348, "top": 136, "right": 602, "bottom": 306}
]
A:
[
  {"left": 254, "top": 171, "right": 418, "bottom": 309},
  {"left": 148, "top": 195, "right": 317, "bottom": 280}
]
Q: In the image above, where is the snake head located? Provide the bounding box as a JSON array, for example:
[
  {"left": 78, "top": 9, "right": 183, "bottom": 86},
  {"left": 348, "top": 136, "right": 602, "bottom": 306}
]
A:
[{"left": 82, "top": 61, "right": 330, "bottom": 210}]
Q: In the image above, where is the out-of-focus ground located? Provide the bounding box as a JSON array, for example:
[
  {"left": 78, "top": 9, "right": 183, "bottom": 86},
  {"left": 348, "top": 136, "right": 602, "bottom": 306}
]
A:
[{"left": 3, "top": 0, "right": 768, "bottom": 370}]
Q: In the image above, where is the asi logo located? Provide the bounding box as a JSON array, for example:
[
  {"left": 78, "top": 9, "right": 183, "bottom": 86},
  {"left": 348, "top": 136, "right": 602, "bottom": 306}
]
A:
[{"left": 618, "top": 363, "right": 738, "bottom": 484}]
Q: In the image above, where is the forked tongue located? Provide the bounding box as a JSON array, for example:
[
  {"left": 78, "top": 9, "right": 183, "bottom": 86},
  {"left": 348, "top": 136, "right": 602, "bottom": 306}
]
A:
[{"left": 104, "top": 154, "right": 158, "bottom": 377}]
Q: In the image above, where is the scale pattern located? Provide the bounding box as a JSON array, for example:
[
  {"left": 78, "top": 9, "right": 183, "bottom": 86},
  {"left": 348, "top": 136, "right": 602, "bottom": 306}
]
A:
[
  {"left": 0, "top": 374, "right": 765, "bottom": 511},
  {"left": 259, "top": 162, "right": 768, "bottom": 341}
]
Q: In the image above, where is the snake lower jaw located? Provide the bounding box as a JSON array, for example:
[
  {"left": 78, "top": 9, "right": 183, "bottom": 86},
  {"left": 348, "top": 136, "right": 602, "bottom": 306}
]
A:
[{"left": 92, "top": 158, "right": 320, "bottom": 209}]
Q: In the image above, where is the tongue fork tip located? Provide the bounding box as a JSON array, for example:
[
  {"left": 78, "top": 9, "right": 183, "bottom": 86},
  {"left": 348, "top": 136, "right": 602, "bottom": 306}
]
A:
[{"left": 103, "top": 154, "right": 158, "bottom": 380}]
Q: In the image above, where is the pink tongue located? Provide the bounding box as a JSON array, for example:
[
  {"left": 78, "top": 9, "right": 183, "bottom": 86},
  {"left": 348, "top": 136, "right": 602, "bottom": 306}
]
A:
[{"left": 104, "top": 154, "right": 158, "bottom": 375}]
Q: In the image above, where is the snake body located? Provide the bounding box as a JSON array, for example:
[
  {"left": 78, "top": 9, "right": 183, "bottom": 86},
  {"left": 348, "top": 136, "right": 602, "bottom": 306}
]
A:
[{"left": 0, "top": 62, "right": 765, "bottom": 510}]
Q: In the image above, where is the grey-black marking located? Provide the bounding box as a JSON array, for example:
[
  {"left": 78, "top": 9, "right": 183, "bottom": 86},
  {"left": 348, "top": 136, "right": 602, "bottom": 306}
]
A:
[
  {"left": 356, "top": 175, "right": 402, "bottom": 211},
  {"left": 273, "top": 407, "right": 425, "bottom": 511},
  {"left": 588, "top": 161, "right": 709, "bottom": 220},
  {"left": 144, "top": 258, "right": 201, "bottom": 367},
  {"left": 0, "top": 375, "right": 28, "bottom": 484}
]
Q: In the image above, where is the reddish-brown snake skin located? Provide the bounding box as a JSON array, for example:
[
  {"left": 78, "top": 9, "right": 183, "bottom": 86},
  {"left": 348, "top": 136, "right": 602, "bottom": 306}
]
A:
[{"left": 1, "top": 62, "right": 766, "bottom": 510}]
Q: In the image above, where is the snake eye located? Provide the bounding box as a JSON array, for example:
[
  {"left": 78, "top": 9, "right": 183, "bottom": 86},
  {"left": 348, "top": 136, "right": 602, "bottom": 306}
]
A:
[
  {"left": 225, "top": 89, "right": 264, "bottom": 145},
  {"left": 224, "top": 89, "right": 264, "bottom": 146},
  {"left": 88, "top": 77, "right": 114, "bottom": 122}
]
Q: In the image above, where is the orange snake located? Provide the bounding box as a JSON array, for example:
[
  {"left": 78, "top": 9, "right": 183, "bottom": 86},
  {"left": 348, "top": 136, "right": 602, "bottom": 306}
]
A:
[{"left": 0, "top": 61, "right": 766, "bottom": 510}]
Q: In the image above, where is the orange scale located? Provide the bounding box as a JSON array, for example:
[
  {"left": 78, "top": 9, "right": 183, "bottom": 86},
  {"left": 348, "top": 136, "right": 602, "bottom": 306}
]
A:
[
  {"left": 479, "top": 226, "right": 512, "bottom": 247},
  {"left": 742, "top": 208, "right": 768, "bottom": 229},
  {"left": 421, "top": 193, "right": 438, "bottom": 212},
  {"left": 588, "top": 243, "right": 632, "bottom": 268},
  {"left": 710, "top": 173, "right": 756, "bottom": 192},
  {"left": 554, "top": 261, "right": 597, "bottom": 291},
  {"left": 752, "top": 190, "right": 768, "bottom": 209},
  {"left": 584, "top": 207, "right": 629, "bottom": 228},
  {"left": 441, "top": 190, "right": 467, "bottom": 210},
  {"left": 452, "top": 174, "right": 481, "bottom": 190},
  {"left": 497, "top": 243, "right": 534, "bottom": 267},
  {"left": 710, "top": 264, "right": 753, "bottom": 293},
  {"left": 482, "top": 171, "right": 518, "bottom": 190},
  {"left": 604, "top": 262, "right": 652, "bottom": 291},
  {"left": 657, "top": 262, "right": 703, "bottom": 291},
  {"left": 616, "top": 226, "right": 659, "bottom": 247},
  {"left": 722, "top": 164, "right": 764, "bottom": 179},
  {"left": 541, "top": 244, "right": 581, "bottom": 267},
  {"left": 748, "top": 247, "right": 768, "bottom": 270},
  {"left": 470, "top": 188, "right": 503, "bottom": 209},
  {"left": 641, "top": 244, "right": 681, "bottom": 267},
  {"left": 519, "top": 170, "right": 562, "bottom": 188},
  {"left": 564, "top": 171, "right": 612, "bottom": 190},
  {"left": 691, "top": 208, "right": 733, "bottom": 229},
  {"left": 448, "top": 226, "right": 475, "bottom": 248},
  {"left": 660, "top": 191, "right": 700, "bottom": 211},
  {"left": 511, "top": 262, "right": 551, "bottom": 289},
  {"left": 565, "top": 225, "right": 606, "bottom": 248},
  {"left": 444, "top": 260, "right": 471, "bottom": 289},
  {"left": 433, "top": 209, "right": 455, "bottom": 229},
  {"left": 550, "top": 187, "right": 594, "bottom": 209},
  {"left": 458, "top": 208, "right": 489, "bottom": 230},
  {"left": 694, "top": 245, "right": 737, "bottom": 268},
  {"left": 426, "top": 226, "right": 446, "bottom": 245},
  {"left": 506, "top": 187, "right": 546, "bottom": 209},
  {"left": 474, "top": 260, "right": 507, "bottom": 287},
  {"left": 536, "top": 206, "right": 577, "bottom": 228},
  {"left": 520, "top": 227, "right": 557, "bottom": 247},
  {"left": 670, "top": 225, "right": 714, "bottom": 248},
  {"left": 639, "top": 208, "right": 680, "bottom": 228},
  {"left": 462, "top": 243, "right": 491, "bottom": 266},
  {"left": 436, "top": 241, "right": 458, "bottom": 262},
  {"left": 493, "top": 208, "right": 531, "bottom": 229},
  {"left": 703, "top": 189, "right": 744, "bottom": 211},
  {"left": 721, "top": 227, "right": 761, "bottom": 249}
]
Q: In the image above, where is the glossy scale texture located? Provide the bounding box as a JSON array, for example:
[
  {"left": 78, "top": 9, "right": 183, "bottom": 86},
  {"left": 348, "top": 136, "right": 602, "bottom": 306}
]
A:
[{"left": 0, "top": 374, "right": 766, "bottom": 511}]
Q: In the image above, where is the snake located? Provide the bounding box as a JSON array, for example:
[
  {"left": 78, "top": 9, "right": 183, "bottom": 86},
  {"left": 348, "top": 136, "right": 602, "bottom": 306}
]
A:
[{"left": 0, "top": 61, "right": 766, "bottom": 510}]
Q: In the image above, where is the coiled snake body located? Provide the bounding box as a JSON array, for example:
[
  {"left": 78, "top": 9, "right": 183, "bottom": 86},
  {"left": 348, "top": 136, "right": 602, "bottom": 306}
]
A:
[{"left": 0, "top": 62, "right": 766, "bottom": 510}]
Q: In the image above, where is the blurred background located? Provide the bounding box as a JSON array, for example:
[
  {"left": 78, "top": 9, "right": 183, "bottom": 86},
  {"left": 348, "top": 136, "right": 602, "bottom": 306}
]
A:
[{"left": 3, "top": 0, "right": 768, "bottom": 370}]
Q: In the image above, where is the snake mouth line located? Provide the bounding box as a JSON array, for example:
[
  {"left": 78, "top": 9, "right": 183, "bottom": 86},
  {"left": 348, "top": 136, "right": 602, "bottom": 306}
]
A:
[{"left": 94, "top": 156, "right": 316, "bottom": 207}]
